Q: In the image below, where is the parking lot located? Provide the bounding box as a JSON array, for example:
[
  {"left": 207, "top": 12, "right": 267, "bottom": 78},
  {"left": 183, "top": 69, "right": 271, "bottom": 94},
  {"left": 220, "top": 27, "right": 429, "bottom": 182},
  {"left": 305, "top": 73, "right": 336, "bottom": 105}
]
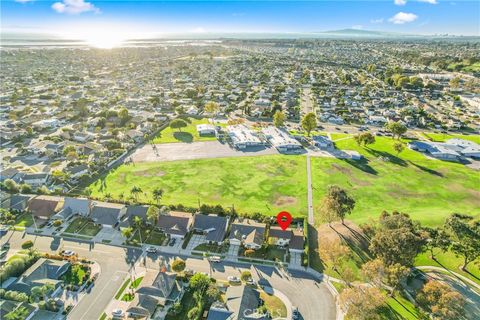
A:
[{"left": 130, "top": 141, "right": 278, "bottom": 162}]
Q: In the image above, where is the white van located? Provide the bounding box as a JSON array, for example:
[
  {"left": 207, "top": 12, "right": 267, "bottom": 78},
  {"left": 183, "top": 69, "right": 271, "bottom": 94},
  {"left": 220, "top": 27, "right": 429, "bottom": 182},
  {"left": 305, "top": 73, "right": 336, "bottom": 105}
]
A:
[{"left": 208, "top": 256, "right": 221, "bottom": 263}]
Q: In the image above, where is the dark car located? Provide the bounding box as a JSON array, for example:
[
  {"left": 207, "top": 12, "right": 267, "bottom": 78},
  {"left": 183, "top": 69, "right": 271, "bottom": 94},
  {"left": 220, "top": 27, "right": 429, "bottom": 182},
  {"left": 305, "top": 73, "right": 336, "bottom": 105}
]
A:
[{"left": 169, "top": 238, "right": 176, "bottom": 246}]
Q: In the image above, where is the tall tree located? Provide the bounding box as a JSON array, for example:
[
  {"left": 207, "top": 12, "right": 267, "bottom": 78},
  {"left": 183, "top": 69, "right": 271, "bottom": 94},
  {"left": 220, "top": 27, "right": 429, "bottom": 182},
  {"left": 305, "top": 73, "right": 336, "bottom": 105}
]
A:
[
  {"left": 301, "top": 112, "right": 317, "bottom": 136},
  {"left": 273, "top": 110, "right": 286, "bottom": 127},
  {"left": 444, "top": 214, "right": 480, "bottom": 270},
  {"left": 369, "top": 211, "right": 426, "bottom": 266},
  {"left": 319, "top": 239, "right": 350, "bottom": 273},
  {"left": 121, "top": 227, "right": 133, "bottom": 239},
  {"left": 385, "top": 121, "right": 407, "bottom": 140},
  {"left": 422, "top": 227, "right": 451, "bottom": 260},
  {"left": 130, "top": 186, "right": 142, "bottom": 201},
  {"left": 152, "top": 187, "right": 164, "bottom": 205},
  {"left": 204, "top": 101, "right": 220, "bottom": 123},
  {"left": 417, "top": 280, "right": 465, "bottom": 320},
  {"left": 361, "top": 258, "right": 386, "bottom": 288},
  {"left": 321, "top": 185, "right": 355, "bottom": 225},
  {"left": 393, "top": 141, "right": 405, "bottom": 155},
  {"left": 147, "top": 205, "right": 160, "bottom": 225},
  {"left": 339, "top": 286, "right": 386, "bottom": 320},
  {"left": 169, "top": 119, "right": 188, "bottom": 132}
]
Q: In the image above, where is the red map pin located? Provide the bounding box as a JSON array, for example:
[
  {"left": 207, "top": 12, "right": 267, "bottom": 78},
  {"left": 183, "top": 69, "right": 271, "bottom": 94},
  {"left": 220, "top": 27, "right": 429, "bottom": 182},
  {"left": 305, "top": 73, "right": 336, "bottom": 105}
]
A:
[{"left": 276, "top": 211, "right": 292, "bottom": 230}]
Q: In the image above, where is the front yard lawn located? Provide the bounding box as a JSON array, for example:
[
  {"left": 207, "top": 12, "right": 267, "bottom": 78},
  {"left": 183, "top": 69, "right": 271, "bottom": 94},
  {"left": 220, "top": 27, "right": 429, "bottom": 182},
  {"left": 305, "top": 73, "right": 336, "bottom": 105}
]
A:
[
  {"left": 193, "top": 243, "right": 228, "bottom": 254},
  {"left": 259, "top": 290, "right": 287, "bottom": 318},
  {"left": 15, "top": 213, "right": 34, "bottom": 227},
  {"left": 241, "top": 246, "right": 286, "bottom": 262},
  {"left": 64, "top": 217, "right": 91, "bottom": 234},
  {"left": 77, "top": 222, "right": 102, "bottom": 237},
  {"left": 62, "top": 264, "right": 90, "bottom": 286},
  {"left": 145, "top": 230, "right": 166, "bottom": 246}
]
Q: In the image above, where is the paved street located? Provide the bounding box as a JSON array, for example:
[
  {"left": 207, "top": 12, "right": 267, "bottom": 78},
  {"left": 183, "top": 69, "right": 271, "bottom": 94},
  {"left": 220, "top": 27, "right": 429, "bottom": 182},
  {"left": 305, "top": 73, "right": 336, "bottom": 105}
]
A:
[
  {"left": 1, "top": 231, "right": 142, "bottom": 320},
  {"left": 1, "top": 230, "right": 336, "bottom": 320}
]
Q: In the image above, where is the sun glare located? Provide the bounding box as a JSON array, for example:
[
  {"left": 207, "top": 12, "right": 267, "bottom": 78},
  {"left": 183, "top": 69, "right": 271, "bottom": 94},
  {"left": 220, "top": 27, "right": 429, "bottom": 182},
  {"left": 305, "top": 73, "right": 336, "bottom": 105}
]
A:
[{"left": 85, "top": 30, "right": 126, "bottom": 49}]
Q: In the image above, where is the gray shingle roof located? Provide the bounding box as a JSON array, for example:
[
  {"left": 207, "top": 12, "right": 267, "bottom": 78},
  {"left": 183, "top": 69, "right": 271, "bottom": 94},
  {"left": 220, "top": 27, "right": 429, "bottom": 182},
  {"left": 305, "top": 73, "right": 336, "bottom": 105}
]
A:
[{"left": 193, "top": 214, "right": 228, "bottom": 243}]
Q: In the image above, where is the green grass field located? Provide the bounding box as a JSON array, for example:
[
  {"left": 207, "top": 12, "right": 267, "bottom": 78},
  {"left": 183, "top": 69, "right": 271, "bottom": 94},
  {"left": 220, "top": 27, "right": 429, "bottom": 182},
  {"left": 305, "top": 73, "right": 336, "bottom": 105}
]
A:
[
  {"left": 90, "top": 155, "right": 308, "bottom": 216},
  {"left": 15, "top": 213, "right": 34, "bottom": 227},
  {"left": 312, "top": 135, "right": 479, "bottom": 226},
  {"left": 150, "top": 117, "right": 222, "bottom": 144},
  {"left": 89, "top": 134, "right": 479, "bottom": 227},
  {"left": 421, "top": 132, "right": 480, "bottom": 144}
]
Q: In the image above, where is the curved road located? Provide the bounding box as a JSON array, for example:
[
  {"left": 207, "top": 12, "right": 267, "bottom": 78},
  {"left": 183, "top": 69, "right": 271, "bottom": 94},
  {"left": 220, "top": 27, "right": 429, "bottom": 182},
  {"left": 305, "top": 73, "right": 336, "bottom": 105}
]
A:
[{"left": 1, "top": 231, "right": 336, "bottom": 320}]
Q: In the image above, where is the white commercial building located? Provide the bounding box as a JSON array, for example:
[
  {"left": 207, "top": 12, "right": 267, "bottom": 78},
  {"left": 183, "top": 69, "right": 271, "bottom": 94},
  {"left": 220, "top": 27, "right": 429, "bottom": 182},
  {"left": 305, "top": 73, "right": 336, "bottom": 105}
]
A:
[
  {"left": 262, "top": 126, "right": 302, "bottom": 152},
  {"left": 226, "top": 125, "right": 263, "bottom": 149}
]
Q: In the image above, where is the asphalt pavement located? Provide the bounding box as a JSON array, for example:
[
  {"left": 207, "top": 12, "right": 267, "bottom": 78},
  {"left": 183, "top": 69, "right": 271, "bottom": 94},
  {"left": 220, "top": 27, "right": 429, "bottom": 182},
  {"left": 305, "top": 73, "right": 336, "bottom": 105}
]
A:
[{"left": 1, "top": 230, "right": 336, "bottom": 320}]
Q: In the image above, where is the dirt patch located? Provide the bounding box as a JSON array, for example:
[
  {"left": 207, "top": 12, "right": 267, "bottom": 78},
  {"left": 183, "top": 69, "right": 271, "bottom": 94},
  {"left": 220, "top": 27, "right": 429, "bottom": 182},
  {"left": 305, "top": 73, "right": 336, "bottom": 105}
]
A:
[
  {"left": 316, "top": 221, "right": 370, "bottom": 252},
  {"left": 331, "top": 163, "right": 352, "bottom": 176},
  {"left": 274, "top": 195, "right": 298, "bottom": 206},
  {"left": 134, "top": 169, "right": 166, "bottom": 177}
]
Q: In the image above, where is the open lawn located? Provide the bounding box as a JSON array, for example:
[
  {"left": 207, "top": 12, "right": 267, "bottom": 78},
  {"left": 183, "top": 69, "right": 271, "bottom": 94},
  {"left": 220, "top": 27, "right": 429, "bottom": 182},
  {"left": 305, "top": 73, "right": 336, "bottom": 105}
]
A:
[
  {"left": 313, "top": 135, "right": 480, "bottom": 226},
  {"left": 421, "top": 132, "right": 480, "bottom": 144},
  {"left": 241, "top": 245, "right": 286, "bottom": 262},
  {"left": 77, "top": 222, "right": 102, "bottom": 237},
  {"left": 193, "top": 243, "right": 228, "bottom": 254},
  {"left": 150, "top": 117, "right": 222, "bottom": 144},
  {"left": 15, "top": 213, "right": 34, "bottom": 228},
  {"left": 89, "top": 155, "right": 308, "bottom": 216},
  {"left": 414, "top": 250, "right": 480, "bottom": 285},
  {"left": 259, "top": 290, "right": 287, "bottom": 318}
]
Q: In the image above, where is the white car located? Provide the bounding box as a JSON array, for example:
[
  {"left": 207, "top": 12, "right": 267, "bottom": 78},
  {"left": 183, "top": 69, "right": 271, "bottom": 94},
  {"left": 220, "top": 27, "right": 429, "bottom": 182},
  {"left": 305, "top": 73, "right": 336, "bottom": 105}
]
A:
[
  {"left": 62, "top": 250, "right": 75, "bottom": 257},
  {"left": 208, "top": 256, "right": 221, "bottom": 263},
  {"left": 111, "top": 309, "right": 124, "bottom": 318},
  {"left": 228, "top": 276, "right": 241, "bottom": 284},
  {"left": 146, "top": 246, "right": 157, "bottom": 254},
  {"left": 245, "top": 278, "right": 256, "bottom": 286}
]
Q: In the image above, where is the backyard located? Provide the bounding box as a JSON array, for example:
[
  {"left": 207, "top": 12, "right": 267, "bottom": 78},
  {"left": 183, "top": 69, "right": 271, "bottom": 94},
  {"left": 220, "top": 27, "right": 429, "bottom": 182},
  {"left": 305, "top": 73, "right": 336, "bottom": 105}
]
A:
[{"left": 150, "top": 117, "right": 223, "bottom": 144}]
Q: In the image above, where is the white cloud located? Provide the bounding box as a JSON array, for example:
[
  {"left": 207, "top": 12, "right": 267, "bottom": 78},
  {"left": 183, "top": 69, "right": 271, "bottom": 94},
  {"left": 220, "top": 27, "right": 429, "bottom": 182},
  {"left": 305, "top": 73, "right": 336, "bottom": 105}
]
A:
[
  {"left": 389, "top": 12, "right": 418, "bottom": 24},
  {"left": 14, "top": 0, "right": 34, "bottom": 3},
  {"left": 370, "top": 18, "right": 384, "bottom": 24},
  {"left": 352, "top": 25, "right": 364, "bottom": 30},
  {"left": 394, "top": 0, "right": 407, "bottom": 6},
  {"left": 418, "top": 0, "right": 438, "bottom": 4},
  {"left": 52, "top": 0, "right": 100, "bottom": 15}
]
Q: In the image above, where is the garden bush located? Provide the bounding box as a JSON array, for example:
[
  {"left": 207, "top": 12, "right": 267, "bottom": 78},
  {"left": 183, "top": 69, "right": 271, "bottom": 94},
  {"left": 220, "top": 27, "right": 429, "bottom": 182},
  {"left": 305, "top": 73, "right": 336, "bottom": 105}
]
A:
[{"left": 21, "top": 240, "right": 33, "bottom": 249}]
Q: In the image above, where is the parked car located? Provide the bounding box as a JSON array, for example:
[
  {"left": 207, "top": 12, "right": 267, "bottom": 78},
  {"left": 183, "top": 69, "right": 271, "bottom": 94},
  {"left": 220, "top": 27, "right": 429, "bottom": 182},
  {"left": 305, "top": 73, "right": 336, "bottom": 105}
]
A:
[
  {"left": 184, "top": 269, "right": 195, "bottom": 276},
  {"left": 208, "top": 256, "right": 221, "bottom": 263},
  {"left": 112, "top": 309, "right": 124, "bottom": 318},
  {"left": 62, "top": 250, "right": 75, "bottom": 257},
  {"left": 146, "top": 246, "right": 157, "bottom": 254},
  {"left": 292, "top": 306, "right": 300, "bottom": 319},
  {"left": 169, "top": 238, "right": 176, "bottom": 246},
  {"left": 245, "top": 278, "right": 256, "bottom": 286},
  {"left": 228, "top": 276, "right": 241, "bottom": 284}
]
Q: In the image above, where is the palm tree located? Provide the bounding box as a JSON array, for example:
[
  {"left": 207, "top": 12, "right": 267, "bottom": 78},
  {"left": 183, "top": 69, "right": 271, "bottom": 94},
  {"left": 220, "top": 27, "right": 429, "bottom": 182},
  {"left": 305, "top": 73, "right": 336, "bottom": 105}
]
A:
[
  {"left": 133, "top": 216, "right": 144, "bottom": 245},
  {"left": 130, "top": 186, "right": 142, "bottom": 202},
  {"left": 152, "top": 188, "right": 164, "bottom": 205},
  {"left": 122, "top": 227, "right": 133, "bottom": 239}
]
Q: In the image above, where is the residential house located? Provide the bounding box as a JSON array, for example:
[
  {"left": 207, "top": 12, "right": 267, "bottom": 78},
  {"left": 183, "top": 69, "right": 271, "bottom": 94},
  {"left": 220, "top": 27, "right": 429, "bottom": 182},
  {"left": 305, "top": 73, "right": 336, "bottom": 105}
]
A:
[
  {"left": 7, "top": 258, "right": 70, "bottom": 296},
  {"left": 119, "top": 205, "right": 149, "bottom": 228},
  {"left": 157, "top": 211, "right": 193, "bottom": 239},
  {"left": 193, "top": 214, "right": 229, "bottom": 244},
  {"left": 127, "top": 270, "right": 183, "bottom": 319},
  {"left": 27, "top": 196, "right": 64, "bottom": 221},
  {"left": 208, "top": 285, "right": 266, "bottom": 320},
  {"left": 0, "top": 301, "right": 37, "bottom": 320},
  {"left": 53, "top": 197, "right": 90, "bottom": 220},
  {"left": 2, "top": 194, "right": 32, "bottom": 212},
  {"left": 312, "top": 135, "right": 334, "bottom": 150},
  {"left": 90, "top": 201, "right": 126, "bottom": 228},
  {"left": 65, "top": 164, "right": 89, "bottom": 180},
  {"left": 268, "top": 227, "right": 292, "bottom": 247},
  {"left": 21, "top": 173, "right": 50, "bottom": 188},
  {"left": 0, "top": 168, "right": 24, "bottom": 183},
  {"left": 229, "top": 219, "right": 266, "bottom": 250}
]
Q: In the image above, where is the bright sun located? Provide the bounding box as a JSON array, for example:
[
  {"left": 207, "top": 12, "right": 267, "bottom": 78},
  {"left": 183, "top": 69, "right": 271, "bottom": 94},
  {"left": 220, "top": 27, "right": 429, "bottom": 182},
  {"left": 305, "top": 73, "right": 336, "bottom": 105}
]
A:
[{"left": 85, "top": 30, "right": 126, "bottom": 49}]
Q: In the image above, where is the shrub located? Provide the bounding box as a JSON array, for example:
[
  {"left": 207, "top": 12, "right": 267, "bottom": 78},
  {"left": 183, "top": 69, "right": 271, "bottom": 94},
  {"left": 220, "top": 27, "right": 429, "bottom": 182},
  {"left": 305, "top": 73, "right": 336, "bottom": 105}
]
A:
[
  {"left": 240, "top": 271, "right": 252, "bottom": 281},
  {"left": 53, "top": 220, "right": 62, "bottom": 227},
  {"left": 171, "top": 258, "right": 186, "bottom": 273},
  {"left": 244, "top": 249, "right": 255, "bottom": 257},
  {"left": 21, "top": 240, "right": 33, "bottom": 249}
]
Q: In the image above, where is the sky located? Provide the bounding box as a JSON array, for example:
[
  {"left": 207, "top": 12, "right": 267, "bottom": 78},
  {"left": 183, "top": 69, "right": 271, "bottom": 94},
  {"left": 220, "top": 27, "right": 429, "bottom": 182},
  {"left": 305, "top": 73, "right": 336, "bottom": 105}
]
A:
[{"left": 1, "top": 0, "right": 479, "bottom": 38}]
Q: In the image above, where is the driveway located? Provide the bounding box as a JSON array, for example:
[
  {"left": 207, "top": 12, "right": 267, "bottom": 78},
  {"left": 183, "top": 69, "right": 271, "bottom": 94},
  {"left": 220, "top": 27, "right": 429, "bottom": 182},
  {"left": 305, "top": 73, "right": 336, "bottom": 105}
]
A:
[
  {"left": 289, "top": 251, "right": 302, "bottom": 268},
  {"left": 186, "top": 234, "right": 207, "bottom": 252},
  {"left": 93, "top": 227, "right": 124, "bottom": 245},
  {"left": 227, "top": 244, "right": 240, "bottom": 257}
]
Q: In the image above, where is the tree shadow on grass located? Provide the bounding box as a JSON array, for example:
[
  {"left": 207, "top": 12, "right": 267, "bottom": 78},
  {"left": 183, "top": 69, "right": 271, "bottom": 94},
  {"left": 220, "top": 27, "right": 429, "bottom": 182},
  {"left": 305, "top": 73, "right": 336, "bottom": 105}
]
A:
[
  {"left": 308, "top": 225, "right": 325, "bottom": 273},
  {"left": 365, "top": 148, "right": 408, "bottom": 167},
  {"left": 340, "top": 158, "right": 378, "bottom": 175},
  {"left": 173, "top": 132, "right": 194, "bottom": 143},
  {"left": 408, "top": 161, "right": 444, "bottom": 177},
  {"left": 331, "top": 225, "right": 372, "bottom": 263}
]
